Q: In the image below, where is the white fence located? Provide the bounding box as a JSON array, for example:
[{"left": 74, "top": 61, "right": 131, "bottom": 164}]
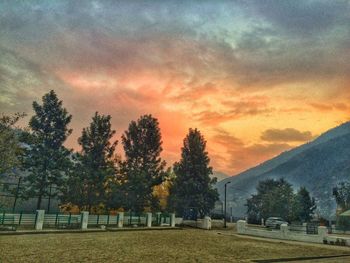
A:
[
  {"left": 0, "top": 210, "right": 176, "bottom": 231},
  {"left": 237, "top": 220, "right": 350, "bottom": 246}
]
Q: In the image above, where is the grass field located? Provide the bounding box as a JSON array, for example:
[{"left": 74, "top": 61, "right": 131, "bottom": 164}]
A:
[{"left": 1, "top": 229, "right": 350, "bottom": 262}]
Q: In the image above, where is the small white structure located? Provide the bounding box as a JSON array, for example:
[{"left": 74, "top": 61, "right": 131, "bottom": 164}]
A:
[
  {"left": 35, "top": 210, "right": 45, "bottom": 230},
  {"left": 80, "top": 211, "right": 89, "bottom": 230},
  {"left": 146, "top": 213, "right": 152, "bottom": 227},
  {"left": 202, "top": 216, "right": 212, "bottom": 230},
  {"left": 170, "top": 213, "right": 176, "bottom": 227},
  {"left": 117, "top": 212, "right": 124, "bottom": 228}
]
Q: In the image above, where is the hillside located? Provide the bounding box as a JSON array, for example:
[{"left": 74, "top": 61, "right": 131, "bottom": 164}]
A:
[{"left": 216, "top": 122, "right": 350, "bottom": 219}]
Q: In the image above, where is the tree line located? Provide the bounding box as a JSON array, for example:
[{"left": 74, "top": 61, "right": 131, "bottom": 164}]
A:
[
  {"left": 0, "top": 90, "right": 218, "bottom": 215},
  {"left": 245, "top": 176, "right": 350, "bottom": 225},
  {"left": 246, "top": 178, "right": 316, "bottom": 223}
]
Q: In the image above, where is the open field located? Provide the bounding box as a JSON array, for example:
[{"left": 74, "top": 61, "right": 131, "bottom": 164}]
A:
[{"left": 1, "top": 229, "right": 350, "bottom": 262}]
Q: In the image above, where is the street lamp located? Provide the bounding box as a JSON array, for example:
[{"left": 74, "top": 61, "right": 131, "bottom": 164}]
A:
[{"left": 224, "top": 181, "right": 231, "bottom": 228}]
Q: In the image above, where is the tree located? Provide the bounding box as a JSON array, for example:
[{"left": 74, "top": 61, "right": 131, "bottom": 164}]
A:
[
  {"left": 295, "top": 187, "right": 316, "bottom": 222},
  {"left": 22, "top": 90, "right": 72, "bottom": 209},
  {"left": 246, "top": 178, "right": 296, "bottom": 222},
  {"left": 152, "top": 168, "right": 174, "bottom": 211},
  {"left": 0, "top": 113, "right": 26, "bottom": 176},
  {"left": 168, "top": 128, "right": 219, "bottom": 217},
  {"left": 333, "top": 182, "right": 350, "bottom": 213},
  {"left": 62, "top": 112, "right": 118, "bottom": 213},
  {"left": 247, "top": 179, "right": 316, "bottom": 223},
  {"left": 120, "top": 114, "right": 167, "bottom": 213}
]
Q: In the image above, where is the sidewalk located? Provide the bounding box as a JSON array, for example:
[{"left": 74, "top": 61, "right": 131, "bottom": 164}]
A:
[
  {"left": 216, "top": 231, "right": 350, "bottom": 252},
  {"left": 0, "top": 226, "right": 181, "bottom": 236}
]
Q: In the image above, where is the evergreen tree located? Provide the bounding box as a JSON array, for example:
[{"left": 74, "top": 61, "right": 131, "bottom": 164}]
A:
[
  {"left": 246, "top": 178, "right": 295, "bottom": 222},
  {"left": 22, "top": 90, "right": 72, "bottom": 209},
  {"left": 333, "top": 182, "right": 350, "bottom": 213},
  {"left": 0, "top": 113, "right": 25, "bottom": 176},
  {"left": 168, "top": 128, "right": 218, "bottom": 217},
  {"left": 121, "top": 114, "right": 167, "bottom": 213},
  {"left": 246, "top": 179, "right": 316, "bottom": 223},
  {"left": 295, "top": 186, "right": 316, "bottom": 222},
  {"left": 62, "top": 112, "right": 118, "bottom": 213}
]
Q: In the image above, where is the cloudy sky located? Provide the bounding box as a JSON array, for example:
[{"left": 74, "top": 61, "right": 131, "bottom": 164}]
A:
[{"left": 1, "top": 0, "right": 349, "bottom": 176}]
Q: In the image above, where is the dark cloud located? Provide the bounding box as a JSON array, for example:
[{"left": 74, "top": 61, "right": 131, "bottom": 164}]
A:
[
  {"left": 243, "top": 0, "right": 350, "bottom": 36},
  {"left": 1, "top": 0, "right": 349, "bottom": 174},
  {"left": 1, "top": 0, "right": 349, "bottom": 90},
  {"left": 261, "top": 128, "right": 314, "bottom": 142},
  {"left": 232, "top": 0, "right": 350, "bottom": 87},
  {"left": 0, "top": 47, "right": 68, "bottom": 114}
]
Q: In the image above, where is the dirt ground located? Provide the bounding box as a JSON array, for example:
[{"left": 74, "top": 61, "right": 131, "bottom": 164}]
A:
[{"left": 1, "top": 229, "right": 350, "bottom": 262}]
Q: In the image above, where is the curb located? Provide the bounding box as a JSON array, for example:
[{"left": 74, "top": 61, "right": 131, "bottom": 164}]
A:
[{"left": 0, "top": 227, "right": 182, "bottom": 236}]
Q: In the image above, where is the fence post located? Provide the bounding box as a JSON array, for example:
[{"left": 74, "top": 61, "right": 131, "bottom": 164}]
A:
[
  {"left": 170, "top": 213, "right": 176, "bottom": 227},
  {"left": 280, "top": 224, "right": 289, "bottom": 238},
  {"left": 156, "top": 212, "right": 161, "bottom": 226},
  {"left": 318, "top": 226, "right": 328, "bottom": 242},
  {"left": 1, "top": 211, "right": 5, "bottom": 224},
  {"left": 80, "top": 211, "right": 89, "bottom": 230},
  {"left": 55, "top": 212, "right": 59, "bottom": 227},
  {"left": 146, "top": 213, "right": 152, "bottom": 227},
  {"left": 19, "top": 211, "right": 23, "bottom": 226},
  {"left": 117, "top": 212, "right": 124, "bottom": 228},
  {"left": 68, "top": 213, "right": 72, "bottom": 227},
  {"left": 35, "top": 210, "right": 45, "bottom": 230}
]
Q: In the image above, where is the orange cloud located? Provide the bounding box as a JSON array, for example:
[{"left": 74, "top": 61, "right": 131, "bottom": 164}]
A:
[
  {"left": 208, "top": 129, "right": 293, "bottom": 175},
  {"left": 261, "top": 128, "right": 314, "bottom": 142}
]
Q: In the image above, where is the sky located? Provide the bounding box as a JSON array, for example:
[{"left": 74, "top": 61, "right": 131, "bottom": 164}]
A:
[{"left": 0, "top": 0, "right": 349, "bottom": 177}]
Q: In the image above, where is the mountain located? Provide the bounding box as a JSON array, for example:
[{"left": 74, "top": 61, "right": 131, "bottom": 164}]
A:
[
  {"left": 216, "top": 122, "right": 350, "bottom": 219},
  {"left": 212, "top": 171, "right": 229, "bottom": 181}
]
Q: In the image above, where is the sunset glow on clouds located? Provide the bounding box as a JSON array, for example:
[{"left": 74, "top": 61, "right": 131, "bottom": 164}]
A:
[{"left": 1, "top": 1, "right": 349, "bottom": 176}]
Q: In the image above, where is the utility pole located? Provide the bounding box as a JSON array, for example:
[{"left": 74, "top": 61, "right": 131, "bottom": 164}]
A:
[
  {"left": 224, "top": 181, "right": 231, "bottom": 228},
  {"left": 47, "top": 184, "right": 52, "bottom": 213},
  {"left": 12, "top": 177, "right": 21, "bottom": 213}
]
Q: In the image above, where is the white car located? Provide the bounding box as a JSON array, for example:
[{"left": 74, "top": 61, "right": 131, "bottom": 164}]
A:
[{"left": 265, "top": 217, "right": 288, "bottom": 229}]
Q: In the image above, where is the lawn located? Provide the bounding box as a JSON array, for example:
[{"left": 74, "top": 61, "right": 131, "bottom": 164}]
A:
[{"left": 0, "top": 229, "right": 349, "bottom": 262}]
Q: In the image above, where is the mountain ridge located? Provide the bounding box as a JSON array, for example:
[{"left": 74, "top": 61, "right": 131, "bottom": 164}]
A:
[{"left": 216, "top": 121, "right": 350, "bottom": 219}]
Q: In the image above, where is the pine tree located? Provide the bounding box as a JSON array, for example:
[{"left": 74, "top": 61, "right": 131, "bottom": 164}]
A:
[
  {"left": 295, "top": 186, "right": 316, "bottom": 222},
  {"left": 333, "top": 182, "right": 350, "bottom": 213},
  {"left": 246, "top": 179, "right": 315, "bottom": 223},
  {"left": 121, "top": 114, "right": 167, "bottom": 213},
  {"left": 22, "top": 90, "right": 72, "bottom": 209},
  {"left": 247, "top": 179, "right": 294, "bottom": 222},
  {"left": 62, "top": 112, "right": 118, "bottom": 213},
  {"left": 168, "top": 128, "right": 218, "bottom": 217},
  {"left": 0, "top": 113, "right": 26, "bottom": 176}
]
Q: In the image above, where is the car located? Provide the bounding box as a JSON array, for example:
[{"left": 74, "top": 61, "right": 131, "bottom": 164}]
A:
[{"left": 265, "top": 217, "right": 288, "bottom": 229}]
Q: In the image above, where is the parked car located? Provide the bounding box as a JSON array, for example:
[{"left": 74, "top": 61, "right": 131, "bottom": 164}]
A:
[{"left": 265, "top": 217, "right": 288, "bottom": 229}]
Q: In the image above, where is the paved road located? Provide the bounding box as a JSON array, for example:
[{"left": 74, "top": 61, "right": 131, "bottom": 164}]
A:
[
  {"left": 215, "top": 231, "right": 350, "bottom": 262},
  {"left": 287, "top": 255, "right": 350, "bottom": 262}
]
